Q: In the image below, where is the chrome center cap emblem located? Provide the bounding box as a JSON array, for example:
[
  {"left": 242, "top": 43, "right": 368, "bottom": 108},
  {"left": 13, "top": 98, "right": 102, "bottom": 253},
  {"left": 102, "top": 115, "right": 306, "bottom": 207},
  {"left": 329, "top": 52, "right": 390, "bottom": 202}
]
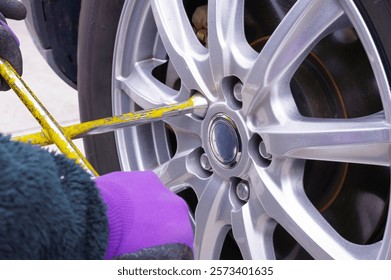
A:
[{"left": 208, "top": 113, "right": 241, "bottom": 168}]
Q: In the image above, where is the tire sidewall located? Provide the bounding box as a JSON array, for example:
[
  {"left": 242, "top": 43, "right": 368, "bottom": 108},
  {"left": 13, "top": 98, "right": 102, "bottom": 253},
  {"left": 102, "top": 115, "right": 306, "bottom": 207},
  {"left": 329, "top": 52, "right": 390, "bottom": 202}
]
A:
[{"left": 77, "top": 0, "right": 125, "bottom": 174}]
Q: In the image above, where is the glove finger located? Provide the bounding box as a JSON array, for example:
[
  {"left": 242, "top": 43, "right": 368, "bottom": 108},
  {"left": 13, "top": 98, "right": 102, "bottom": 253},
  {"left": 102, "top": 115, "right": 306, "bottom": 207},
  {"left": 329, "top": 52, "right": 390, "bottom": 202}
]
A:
[
  {"left": 0, "top": 26, "right": 23, "bottom": 91},
  {"left": 0, "top": 0, "right": 27, "bottom": 20},
  {"left": 0, "top": 18, "right": 19, "bottom": 46}
]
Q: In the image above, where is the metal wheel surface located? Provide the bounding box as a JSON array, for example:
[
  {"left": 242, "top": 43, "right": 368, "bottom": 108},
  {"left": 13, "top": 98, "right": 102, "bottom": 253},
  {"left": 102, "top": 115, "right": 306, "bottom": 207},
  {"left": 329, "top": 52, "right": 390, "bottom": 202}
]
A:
[{"left": 111, "top": 0, "right": 391, "bottom": 259}]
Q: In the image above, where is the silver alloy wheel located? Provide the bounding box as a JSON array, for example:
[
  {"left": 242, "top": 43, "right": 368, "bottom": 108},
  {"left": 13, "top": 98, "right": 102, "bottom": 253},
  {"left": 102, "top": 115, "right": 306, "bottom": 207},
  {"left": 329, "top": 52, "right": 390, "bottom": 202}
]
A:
[{"left": 112, "top": 0, "right": 391, "bottom": 259}]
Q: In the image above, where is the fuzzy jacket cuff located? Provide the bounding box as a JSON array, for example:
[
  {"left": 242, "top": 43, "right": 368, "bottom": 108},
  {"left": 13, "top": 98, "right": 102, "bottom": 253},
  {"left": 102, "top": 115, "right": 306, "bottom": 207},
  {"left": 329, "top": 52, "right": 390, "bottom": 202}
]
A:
[{"left": 0, "top": 134, "right": 108, "bottom": 259}]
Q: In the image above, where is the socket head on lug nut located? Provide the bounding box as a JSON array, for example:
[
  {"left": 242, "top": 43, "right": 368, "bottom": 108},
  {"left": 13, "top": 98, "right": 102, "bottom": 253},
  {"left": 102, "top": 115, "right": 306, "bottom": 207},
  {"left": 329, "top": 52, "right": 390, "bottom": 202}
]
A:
[
  {"left": 200, "top": 153, "right": 212, "bottom": 171},
  {"left": 236, "top": 181, "right": 250, "bottom": 202},
  {"left": 191, "top": 93, "right": 209, "bottom": 118},
  {"left": 259, "top": 140, "right": 272, "bottom": 160}
]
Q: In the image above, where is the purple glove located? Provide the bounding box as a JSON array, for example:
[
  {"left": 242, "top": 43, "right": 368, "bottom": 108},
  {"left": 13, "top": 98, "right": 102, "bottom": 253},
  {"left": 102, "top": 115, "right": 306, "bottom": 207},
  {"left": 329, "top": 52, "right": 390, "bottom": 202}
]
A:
[{"left": 95, "top": 171, "right": 194, "bottom": 259}]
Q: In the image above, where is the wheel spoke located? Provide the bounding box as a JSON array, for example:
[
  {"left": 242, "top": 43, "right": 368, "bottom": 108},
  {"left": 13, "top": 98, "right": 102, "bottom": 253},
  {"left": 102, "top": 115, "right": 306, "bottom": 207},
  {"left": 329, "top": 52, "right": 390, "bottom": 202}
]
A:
[
  {"left": 208, "top": 0, "right": 258, "bottom": 80},
  {"left": 153, "top": 150, "right": 189, "bottom": 188},
  {"left": 153, "top": 148, "right": 206, "bottom": 194},
  {"left": 151, "top": 0, "right": 215, "bottom": 98},
  {"left": 245, "top": 0, "right": 345, "bottom": 91},
  {"left": 114, "top": 59, "right": 185, "bottom": 109},
  {"left": 258, "top": 113, "right": 391, "bottom": 166},
  {"left": 255, "top": 159, "right": 381, "bottom": 259},
  {"left": 165, "top": 115, "right": 203, "bottom": 139},
  {"left": 194, "top": 175, "right": 232, "bottom": 259},
  {"left": 232, "top": 198, "right": 277, "bottom": 259},
  {"left": 114, "top": 58, "right": 203, "bottom": 136}
]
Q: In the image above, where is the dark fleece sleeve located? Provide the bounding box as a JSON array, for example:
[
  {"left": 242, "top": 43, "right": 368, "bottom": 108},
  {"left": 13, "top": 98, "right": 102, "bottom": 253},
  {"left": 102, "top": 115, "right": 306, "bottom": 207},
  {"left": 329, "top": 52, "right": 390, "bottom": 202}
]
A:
[{"left": 0, "top": 134, "right": 108, "bottom": 259}]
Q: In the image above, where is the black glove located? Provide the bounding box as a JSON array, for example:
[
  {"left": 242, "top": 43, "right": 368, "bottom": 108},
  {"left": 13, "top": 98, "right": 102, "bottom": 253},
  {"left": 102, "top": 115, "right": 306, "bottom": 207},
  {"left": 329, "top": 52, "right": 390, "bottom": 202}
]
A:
[{"left": 0, "top": 0, "right": 26, "bottom": 91}]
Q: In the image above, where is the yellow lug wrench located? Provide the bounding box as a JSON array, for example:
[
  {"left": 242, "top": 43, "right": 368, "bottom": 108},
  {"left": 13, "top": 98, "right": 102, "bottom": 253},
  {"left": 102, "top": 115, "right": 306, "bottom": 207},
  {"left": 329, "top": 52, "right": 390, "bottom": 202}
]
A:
[{"left": 0, "top": 58, "right": 208, "bottom": 177}]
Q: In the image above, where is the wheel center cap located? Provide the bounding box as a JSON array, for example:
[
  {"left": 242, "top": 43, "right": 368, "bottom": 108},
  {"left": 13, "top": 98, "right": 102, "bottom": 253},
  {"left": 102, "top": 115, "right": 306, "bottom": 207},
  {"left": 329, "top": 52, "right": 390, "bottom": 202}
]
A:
[{"left": 208, "top": 113, "right": 241, "bottom": 168}]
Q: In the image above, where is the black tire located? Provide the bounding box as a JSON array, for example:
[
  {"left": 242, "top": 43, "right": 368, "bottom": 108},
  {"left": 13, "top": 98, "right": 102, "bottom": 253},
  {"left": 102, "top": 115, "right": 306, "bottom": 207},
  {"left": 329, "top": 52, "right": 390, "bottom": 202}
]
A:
[{"left": 77, "top": 0, "right": 124, "bottom": 174}]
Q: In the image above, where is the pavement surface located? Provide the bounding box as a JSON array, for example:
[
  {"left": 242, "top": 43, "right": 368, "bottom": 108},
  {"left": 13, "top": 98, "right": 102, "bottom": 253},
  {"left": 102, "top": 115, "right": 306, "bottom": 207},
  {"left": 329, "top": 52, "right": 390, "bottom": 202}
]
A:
[{"left": 1, "top": 19, "right": 84, "bottom": 153}]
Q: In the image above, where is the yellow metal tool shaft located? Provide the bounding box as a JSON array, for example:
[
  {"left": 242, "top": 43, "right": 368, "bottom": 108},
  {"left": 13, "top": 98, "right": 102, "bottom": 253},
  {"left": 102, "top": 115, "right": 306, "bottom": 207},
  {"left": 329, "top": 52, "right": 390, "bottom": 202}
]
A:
[
  {"left": 13, "top": 93, "right": 208, "bottom": 146},
  {"left": 0, "top": 58, "right": 98, "bottom": 176},
  {"left": 0, "top": 58, "right": 208, "bottom": 177}
]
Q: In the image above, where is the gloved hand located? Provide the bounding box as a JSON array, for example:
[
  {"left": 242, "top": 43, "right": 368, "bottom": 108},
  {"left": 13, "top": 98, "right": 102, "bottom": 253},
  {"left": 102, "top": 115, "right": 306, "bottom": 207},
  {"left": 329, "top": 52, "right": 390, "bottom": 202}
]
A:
[
  {"left": 95, "top": 171, "right": 194, "bottom": 260},
  {"left": 0, "top": 0, "right": 26, "bottom": 91}
]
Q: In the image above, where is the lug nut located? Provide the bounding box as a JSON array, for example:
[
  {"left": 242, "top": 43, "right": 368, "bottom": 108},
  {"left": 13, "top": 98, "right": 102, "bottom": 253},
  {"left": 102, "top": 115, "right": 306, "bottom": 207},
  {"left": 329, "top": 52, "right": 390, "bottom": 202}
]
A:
[
  {"left": 259, "top": 140, "right": 272, "bottom": 160},
  {"left": 200, "top": 153, "right": 212, "bottom": 171},
  {"left": 236, "top": 181, "right": 250, "bottom": 202},
  {"left": 233, "top": 83, "right": 243, "bottom": 102}
]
